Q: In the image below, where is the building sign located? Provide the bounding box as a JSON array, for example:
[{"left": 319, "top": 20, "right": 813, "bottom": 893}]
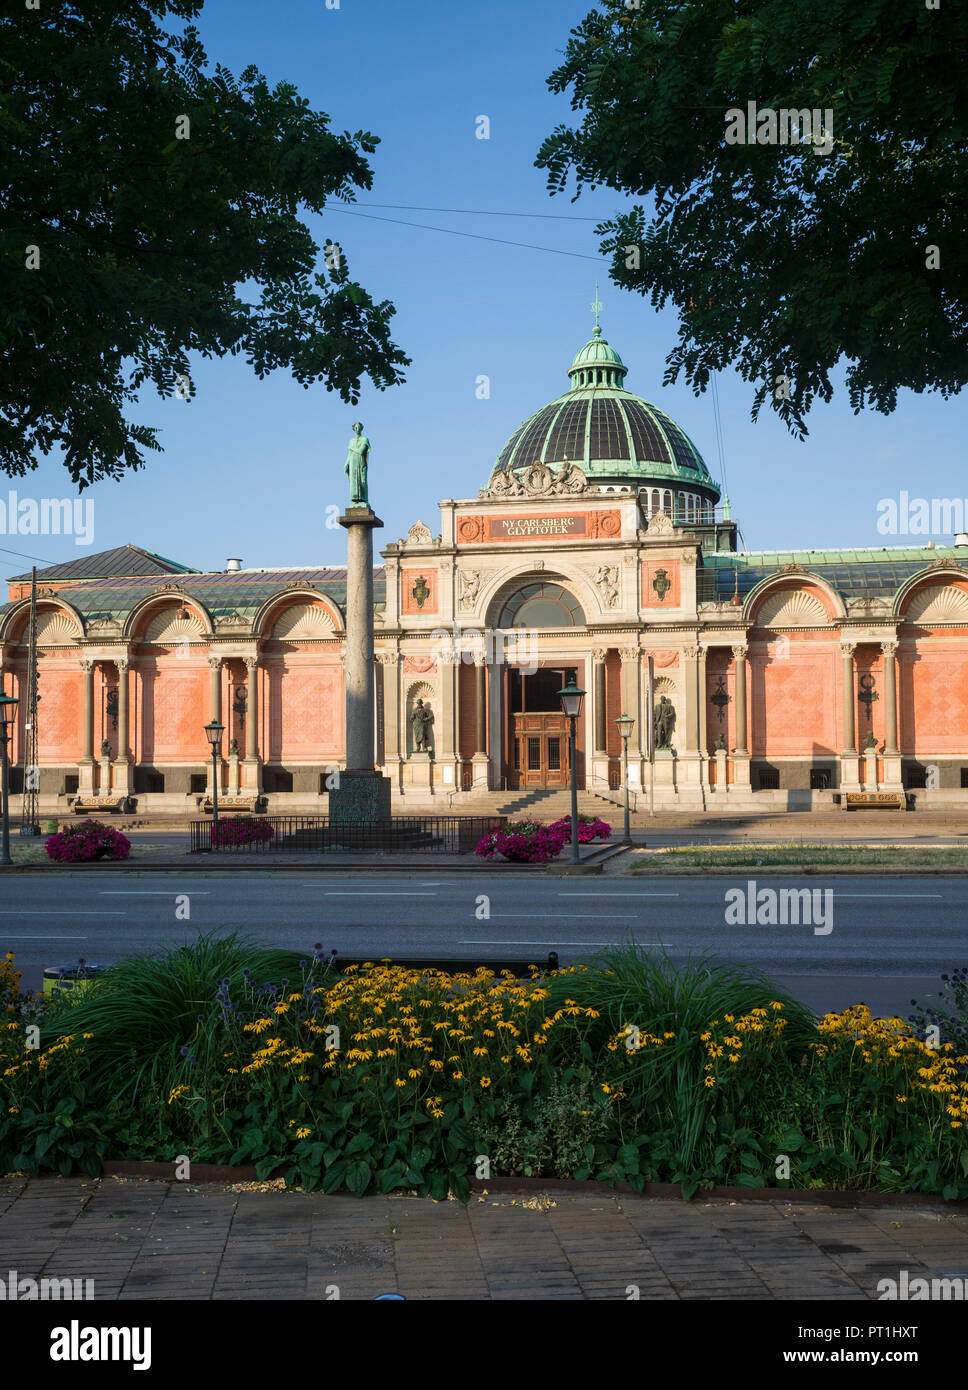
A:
[{"left": 457, "top": 511, "right": 620, "bottom": 543}]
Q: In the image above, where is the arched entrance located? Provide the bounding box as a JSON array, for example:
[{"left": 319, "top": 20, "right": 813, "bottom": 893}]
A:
[{"left": 493, "top": 580, "right": 587, "bottom": 790}]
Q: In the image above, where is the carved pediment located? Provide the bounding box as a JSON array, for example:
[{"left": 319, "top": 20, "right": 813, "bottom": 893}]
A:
[
  {"left": 480, "top": 461, "right": 588, "bottom": 500},
  {"left": 215, "top": 612, "right": 249, "bottom": 631},
  {"left": 647, "top": 510, "right": 675, "bottom": 534},
  {"left": 406, "top": 520, "right": 433, "bottom": 544}
]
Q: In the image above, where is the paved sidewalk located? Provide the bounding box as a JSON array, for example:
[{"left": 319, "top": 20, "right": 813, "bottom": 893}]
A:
[{"left": 2, "top": 1175, "right": 967, "bottom": 1300}]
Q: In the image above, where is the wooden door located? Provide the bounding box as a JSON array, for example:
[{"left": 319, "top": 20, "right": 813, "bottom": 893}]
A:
[{"left": 512, "top": 713, "right": 570, "bottom": 788}]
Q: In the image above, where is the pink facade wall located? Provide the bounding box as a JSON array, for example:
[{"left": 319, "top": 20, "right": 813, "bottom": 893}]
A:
[
  {"left": 900, "top": 637, "right": 968, "bottom": 754},
  {"left": 265, "top": 652, "right": 343, "bottom": 762},
  {"left": 749, "top": 636, "right": 839, "bottom": 756},
  {"left": 137, "top": 660, "right": 209, "bottom": 762}
]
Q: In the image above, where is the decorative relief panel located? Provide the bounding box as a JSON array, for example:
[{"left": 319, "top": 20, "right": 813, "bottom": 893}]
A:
[
  {"left": 905, "top": 584, "right": 968, "bottom": 625},
  {"left": 270, "top": 603, "right": 336, "bottom": 640},
  {"left": 755, "top": 587, "right": 829, "bottom": 628},
  {"left": 641, "top": 560, "right": 681, "bottom": 609},
  {"left": 401, "top": 569, "right": 438, "bottom": 616}
]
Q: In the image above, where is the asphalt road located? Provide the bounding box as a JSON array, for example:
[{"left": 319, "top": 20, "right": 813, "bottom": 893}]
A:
[{"left": 2, "top": 869, "right": 964, "bottom": 1017}]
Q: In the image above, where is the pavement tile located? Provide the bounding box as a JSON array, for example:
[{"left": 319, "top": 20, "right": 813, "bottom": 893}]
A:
[{"left": 4, "top": 1177, "right": 966, "bottom": 1300}]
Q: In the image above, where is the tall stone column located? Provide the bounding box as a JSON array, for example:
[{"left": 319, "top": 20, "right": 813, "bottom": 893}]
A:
[
  {"left": 471, "top": 657, "right": 490, "bottom": 789},
  {"left": 114, "top": 657, "right": 131, "bottom": 794},
  {"left": 208, "top": 656, "right": 223, "bottom": 797},
  {"left": 377, "top": 652, "right": 402, "bottom": 792},
  {"left": 881, "top": 639, "right": 903, "bottom": 791},
  {"left": 330, "top": 506, "right": 391, "bottom": 823},
  {"left": 243, "top": 655, "right": 261, "bottom": 793},
  {"left": 590, "top": 648, "right": 609, "bottom": 789},
  {"left": 619, "top": 647, "right": 643, "bottom": 787},
  {"left": 78, "top": 659, "right": 95, "bottom": 794},
  {"left": 679, "top": 643, "right": 703, "bottom": 791},
  {"left": 839, "top": 640, "right": 860, "bottom": 790},
  {"left": 731, "top": 643, "right": 751, "bottom": 791}
]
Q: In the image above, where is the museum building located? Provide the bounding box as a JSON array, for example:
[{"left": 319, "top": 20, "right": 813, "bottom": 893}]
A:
[{"left": 4, "top": 322, "right": 968, "bottom": 815}]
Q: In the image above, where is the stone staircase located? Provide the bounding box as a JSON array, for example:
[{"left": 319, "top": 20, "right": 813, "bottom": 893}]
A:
[{"left": 447, "top": 787, "right": 631, "bottom": 822}]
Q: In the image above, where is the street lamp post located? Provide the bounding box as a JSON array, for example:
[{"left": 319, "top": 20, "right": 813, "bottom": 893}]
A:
[
  {"left": 615, "top": 713, "right": 634, "bottom": 846},
  {"left": 558, "top": 676, "right": 585, "bottom": 866},
  {"left": 204, "top": 719, "right": 224, "bottom": 847},
  {"left": 0, "top": 690, "right": 19, "bottom": 868}
]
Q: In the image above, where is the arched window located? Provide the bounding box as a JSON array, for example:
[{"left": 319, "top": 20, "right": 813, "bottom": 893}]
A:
[
  {"left": 498, "top": 582, "right": 586, "bottom": 628},
  {"left": 663, "top": 490, "right": 672, "bottom": 513}
]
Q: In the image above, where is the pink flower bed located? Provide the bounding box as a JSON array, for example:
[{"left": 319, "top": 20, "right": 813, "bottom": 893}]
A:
[
  {"left": 211, "top": 816, "right": 275, "bottom": 848},
  {"left": 549, "top": 815, "right": 612, "bottom": 844},
  {"left": 46, "top": 819, "right": 131, "bottom": 863},
  {"left": 475, "top": 820, "right": 567, "bottom": 864}
]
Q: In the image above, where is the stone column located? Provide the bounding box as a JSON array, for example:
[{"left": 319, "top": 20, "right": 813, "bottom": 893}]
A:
[
  {"left": 839, "top": 641, "right": 860, "bottom": 790},
  {"left": 731, "top": 643, "right": 751, "bottom": 791},
  {"left": 78, "top": 659, "right": 95, "bottom": 794},
  {"left": 243, "top": 655, "right": 261, "bottom": 793},
  {"left": 377, "top": 652, "right": 402, "bottom": 792},
  {"left": 113, "top": 658, "right": 131, "bottom": 794},
  {"left": 881, "top": 639, "right": 903, "bottom": 791},
  {"left": 619, "top": 647, "right": 643, "bottom": 788},
  {"left": 697, "top": 643, "right": 708, "bottom": 786},
  {"left": 591, "top": 647, "right": 609, "bottom": 789},
  {"left": 678, "top": 643, "right": 703, "bottom": 791},
  {"left": 208, "top": 656, "right": 223, "bottom": 797},
  {"left": 471, "top": 657, "right": 490, "bottom": 789},
  {"left": 330, "top": 506, "right": 391, "bottom": 822},
  {"left": 593, "top": 652, "right": 607, "bottom": 753}
]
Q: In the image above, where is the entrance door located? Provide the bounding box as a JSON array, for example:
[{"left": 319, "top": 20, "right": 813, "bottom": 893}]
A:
[{"left": 512, "top": 712, "right": 570, "bottom": 789}]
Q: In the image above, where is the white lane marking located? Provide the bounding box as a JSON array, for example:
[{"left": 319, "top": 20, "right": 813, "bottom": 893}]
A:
[
  {"left": 490, "top": 913, "right": 635, "bottom": 920},
  {"left": 832, "top": 894, "right": 943, "bottom": 898},
  {"left": 321, "top": 892, "right": 438, "bottom": 897},
  {"left": 0, "top": 910, "right": 125, "bottom": 916},
  {"left": 99, "top": 891, "right": 212, "bottom": 896},
  {"left": 2, "top": 935, "right": 89, "bottom": 940},
  {"left": 557, "top": 892, "right": 680, "bottom": 897},
  {"left": 459, "top": 941, "right": 613, "bottom": 947}
]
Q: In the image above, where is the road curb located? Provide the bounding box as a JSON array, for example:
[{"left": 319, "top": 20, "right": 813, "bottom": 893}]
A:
[{"left": 90, "top": 1162, "right": 968, "bottom": 1207}]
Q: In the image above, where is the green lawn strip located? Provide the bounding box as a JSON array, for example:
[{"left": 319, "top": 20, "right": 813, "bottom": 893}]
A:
[{"left": 629, "top": 844, "right": 968, "bottom": 871}]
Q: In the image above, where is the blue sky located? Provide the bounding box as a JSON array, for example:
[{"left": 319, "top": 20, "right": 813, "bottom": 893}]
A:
[{"left": 8, "top": 0, "right": 967, "bottom": 577}]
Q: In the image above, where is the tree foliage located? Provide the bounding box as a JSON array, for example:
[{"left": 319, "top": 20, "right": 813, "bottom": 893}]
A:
[
  {"left": 537, "top": 0, "right": 967, "bottom": 435},
  {"left": 0, "top": 0, "right": 409, "bottom": 485}
]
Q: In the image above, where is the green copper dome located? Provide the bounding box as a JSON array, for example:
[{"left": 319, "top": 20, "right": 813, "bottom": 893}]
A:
[{"left": 490, "top": 326, "right": 720, "bottom": 504}]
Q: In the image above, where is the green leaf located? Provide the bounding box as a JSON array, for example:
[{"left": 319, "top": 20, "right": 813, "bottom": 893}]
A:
[{"left": 344, "top": 1158, "right": 372, "bottom": 1197}]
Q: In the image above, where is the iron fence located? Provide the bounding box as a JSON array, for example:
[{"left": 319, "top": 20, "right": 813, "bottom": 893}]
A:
[{"left": 189, "top": 814, "right": 506, "bottom": 855}]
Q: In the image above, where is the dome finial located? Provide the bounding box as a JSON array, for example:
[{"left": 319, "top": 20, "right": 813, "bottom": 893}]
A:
[{"left": 590, "top": 281, "right": 603, "bottom": 335}]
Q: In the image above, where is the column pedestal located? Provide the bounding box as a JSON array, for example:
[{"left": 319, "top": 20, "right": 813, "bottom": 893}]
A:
[
  {"left": 653, "top": 748, "right": 678, "bottom": 788},
  {"left": 864, "top": 748, "right": 878, "bottom": 791},
  {"left": 731, "top": 751, "right": 751, "bottom": 791},
  {"left": 471, "top": 753, "right": 490, "bottom": 789},
  {"left": 714, "top": 747, "right": 728, "bottom": 792}
]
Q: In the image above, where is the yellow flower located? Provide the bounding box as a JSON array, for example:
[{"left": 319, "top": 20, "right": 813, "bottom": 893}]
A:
[
  {"left": 295, "top": 1127, "right": 312, "bottom": 1139},
  {"left": 704, "top": 1076, "right": 716, "bottom": 1088},
  {"left": 395, "top": 1078, "right": 407, "bottom": 1088},
  {"left": 479, "top": 1077, "right": 491, "bottom": 1088}
]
